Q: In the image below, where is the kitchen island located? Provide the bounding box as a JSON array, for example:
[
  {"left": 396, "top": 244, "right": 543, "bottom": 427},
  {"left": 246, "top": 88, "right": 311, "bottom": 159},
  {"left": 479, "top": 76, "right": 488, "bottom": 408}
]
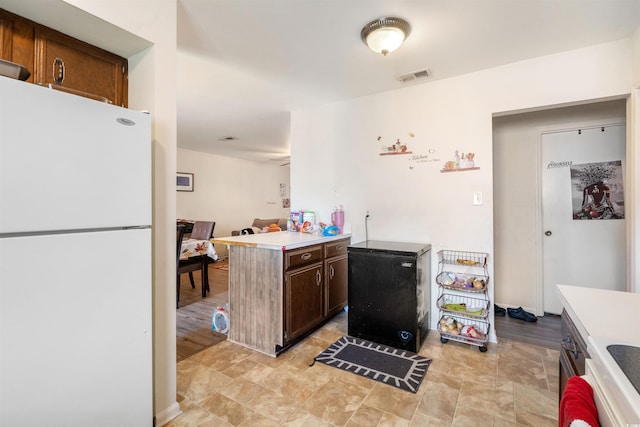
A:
[
  {"left": 212, "top": 232, "right": 351, "bottom": 356},
  {"left": 557, "top": 285, "right": 640, "bottom": 426}
]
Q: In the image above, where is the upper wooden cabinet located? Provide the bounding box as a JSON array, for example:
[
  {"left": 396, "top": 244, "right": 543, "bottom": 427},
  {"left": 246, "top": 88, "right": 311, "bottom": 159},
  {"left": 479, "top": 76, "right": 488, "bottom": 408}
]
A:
[{"left": 0, "top": 9, "right": 128, "bottom": 107}]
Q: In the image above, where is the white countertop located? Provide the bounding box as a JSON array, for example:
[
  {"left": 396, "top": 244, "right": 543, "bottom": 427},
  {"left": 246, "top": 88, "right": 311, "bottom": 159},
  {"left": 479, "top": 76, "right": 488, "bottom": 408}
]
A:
[
  {"left": 557, "top": 284, "right": 640, "bottom": 344},
  {"left": 212, "top": 231, "right": 351, "bottom": 250}
]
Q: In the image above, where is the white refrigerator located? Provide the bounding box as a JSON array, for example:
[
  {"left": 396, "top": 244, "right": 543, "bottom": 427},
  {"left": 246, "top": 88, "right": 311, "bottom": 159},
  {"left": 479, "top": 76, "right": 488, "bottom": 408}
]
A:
[{"left": 0, "top": 76, "right": 152, "bottom": 426}]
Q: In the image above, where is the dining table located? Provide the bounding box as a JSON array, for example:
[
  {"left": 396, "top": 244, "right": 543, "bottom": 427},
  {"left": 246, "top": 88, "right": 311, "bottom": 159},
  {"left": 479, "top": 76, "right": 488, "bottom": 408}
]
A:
[
  {"left": 179, "top": 238, "right": 218, "bottom": 298},
  {"left": 179, "top": 238, "right": 217, "bottom": 261}
]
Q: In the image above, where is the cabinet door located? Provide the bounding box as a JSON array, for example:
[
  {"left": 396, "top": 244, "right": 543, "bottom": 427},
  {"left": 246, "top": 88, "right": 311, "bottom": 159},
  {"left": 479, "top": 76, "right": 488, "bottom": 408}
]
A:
[
  {"left": 325, "top": 255, "right": 347, "bottom": 317},
  {"left": 0, "top": 10, "right": 9, "bottom": 58},
  {"left": 33, "top": 26, "right": 127, "bottom": 106},
  {"left": 0, "top": 9, "right": 35, "bottom": 79},
  {"left": 284, "top": 262, "right": 324, "bottom": 342}
]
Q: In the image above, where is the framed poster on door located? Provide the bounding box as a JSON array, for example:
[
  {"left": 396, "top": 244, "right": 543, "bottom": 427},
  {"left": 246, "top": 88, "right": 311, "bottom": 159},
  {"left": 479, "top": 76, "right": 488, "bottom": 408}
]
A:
[{"left": 570, "top": 160, "right": 624, "bottom": 220}]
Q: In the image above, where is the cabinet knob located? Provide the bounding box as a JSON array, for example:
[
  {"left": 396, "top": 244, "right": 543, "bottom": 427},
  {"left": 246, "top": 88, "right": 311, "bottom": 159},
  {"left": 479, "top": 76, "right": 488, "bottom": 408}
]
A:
[
  {"left": 316, "top": 270, "right": 321, "bottom": 285},
  {"left": 301, "top": 253, "right": 312, "bottom": 260},
  {"left": 330, "top": 265, "right": 335, "bottom": 279}
]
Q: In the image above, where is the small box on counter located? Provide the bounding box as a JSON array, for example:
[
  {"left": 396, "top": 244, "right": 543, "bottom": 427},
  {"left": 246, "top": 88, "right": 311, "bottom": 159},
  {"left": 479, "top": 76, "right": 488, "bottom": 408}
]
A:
[{"left": 289, "top": 211, "right": 301, "bottom": 232}]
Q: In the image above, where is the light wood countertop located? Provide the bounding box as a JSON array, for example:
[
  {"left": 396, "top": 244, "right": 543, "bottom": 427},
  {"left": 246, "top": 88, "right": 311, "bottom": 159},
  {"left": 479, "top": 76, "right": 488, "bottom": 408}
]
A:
[{"left": 212, "top": 231, "right": 351, "bottom": 250}]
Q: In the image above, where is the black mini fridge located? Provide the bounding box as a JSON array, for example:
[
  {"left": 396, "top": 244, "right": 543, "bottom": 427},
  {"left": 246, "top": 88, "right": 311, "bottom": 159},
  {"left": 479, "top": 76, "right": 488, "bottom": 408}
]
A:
[{"left": 348, "top": 240, "right": 431, "bottom": 353}]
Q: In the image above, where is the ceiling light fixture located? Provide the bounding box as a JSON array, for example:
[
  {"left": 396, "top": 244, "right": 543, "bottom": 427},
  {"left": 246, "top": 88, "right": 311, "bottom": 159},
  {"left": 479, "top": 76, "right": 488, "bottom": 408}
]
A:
[{"left": 361, "top": 17, "right": 411, "bottom": 56}]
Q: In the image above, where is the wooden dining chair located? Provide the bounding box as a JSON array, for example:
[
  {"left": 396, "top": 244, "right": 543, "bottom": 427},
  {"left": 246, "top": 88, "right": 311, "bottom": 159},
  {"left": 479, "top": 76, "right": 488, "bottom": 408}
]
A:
[
  {"left": 176, "top": 226, "right": 188, "bottom": 307},
  {"left": 190, "top": 221, "right": 215, "bottom": 240},
  {"left": 177, "top": 221, "right": 215, "bottom": 305}
]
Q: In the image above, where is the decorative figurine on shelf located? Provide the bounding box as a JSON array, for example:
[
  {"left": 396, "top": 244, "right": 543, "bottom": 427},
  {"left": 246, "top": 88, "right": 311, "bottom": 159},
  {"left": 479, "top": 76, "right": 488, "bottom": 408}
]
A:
[
  {"left": 443, "top": 150, "right": 459, "bottom": 170},
  {"left": 443, "top": 150, "right": 477, "bottom": 171},
  {"left": 460, "top": 152, "right": 475, "bottom": 169},
  {"left": 389, "top": 138, "right": 407, "bottom": 153},
  {"left": 378, "top": 134, "right": 413, "bottom": 155}
]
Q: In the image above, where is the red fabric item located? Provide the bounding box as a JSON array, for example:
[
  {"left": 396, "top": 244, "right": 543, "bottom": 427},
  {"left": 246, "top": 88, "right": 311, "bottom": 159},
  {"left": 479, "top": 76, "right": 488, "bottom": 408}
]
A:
[{"left": 559, "top": 376, "right": 599, "bottom": 427}]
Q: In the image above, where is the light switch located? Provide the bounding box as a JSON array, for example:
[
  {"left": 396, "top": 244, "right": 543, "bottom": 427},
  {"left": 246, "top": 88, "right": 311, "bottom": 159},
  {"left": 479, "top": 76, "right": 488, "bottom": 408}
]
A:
[{"left": 473, "top": 192, "right": 483, "bottom": 206}]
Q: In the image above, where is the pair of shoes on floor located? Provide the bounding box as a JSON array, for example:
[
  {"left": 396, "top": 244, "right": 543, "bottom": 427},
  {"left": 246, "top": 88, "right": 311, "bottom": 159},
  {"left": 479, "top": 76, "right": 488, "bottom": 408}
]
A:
[
  {"left": 494, "top": 304, "right": 506, "bottom": 316},
  {"left": 507, "top": 306, "right": 538, "bottom": 322}
]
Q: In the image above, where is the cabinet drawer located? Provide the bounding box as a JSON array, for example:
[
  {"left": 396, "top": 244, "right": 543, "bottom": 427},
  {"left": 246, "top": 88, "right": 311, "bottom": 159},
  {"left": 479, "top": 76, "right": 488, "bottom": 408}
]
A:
[
  {"left": 285, "top": 245, "right": 322, "bottom": 270},
  {"left": 325, "top": 239, "right": 349, "bottom": 258}
]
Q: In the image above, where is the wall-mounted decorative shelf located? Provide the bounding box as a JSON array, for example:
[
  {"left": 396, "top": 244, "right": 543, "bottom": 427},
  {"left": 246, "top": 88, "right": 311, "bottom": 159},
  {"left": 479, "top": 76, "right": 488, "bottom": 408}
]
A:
[
  {"left": 380, "top": 151, "right": 413, "bottom": 156},
  {"left": 440, "top": 167, "right": 480, "bottom": 173}
]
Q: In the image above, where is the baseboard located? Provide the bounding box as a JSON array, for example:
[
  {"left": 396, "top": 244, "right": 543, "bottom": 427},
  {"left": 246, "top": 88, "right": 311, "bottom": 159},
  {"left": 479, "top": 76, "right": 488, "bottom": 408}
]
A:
[
  {"left": 488, "top": 329, "right": 498, "bottom": 344},
  {"left": 154, "top": 402, "right": 182, "bottom": 427}
]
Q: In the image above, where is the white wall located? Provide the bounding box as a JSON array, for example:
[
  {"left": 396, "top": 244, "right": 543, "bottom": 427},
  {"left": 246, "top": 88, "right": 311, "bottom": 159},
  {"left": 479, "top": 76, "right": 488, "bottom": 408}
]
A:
[
  {"left": 492, "top": 100, "right": 626, "bottom": 314},
  {"left": 630, "top": 27, "right": 640, "bottom": 292},
  {"left": 291, "top": 39, "right": 635, "bottom": 339},
  {"left": 177, "top": 148, "right": 290, "bottom": 257}
]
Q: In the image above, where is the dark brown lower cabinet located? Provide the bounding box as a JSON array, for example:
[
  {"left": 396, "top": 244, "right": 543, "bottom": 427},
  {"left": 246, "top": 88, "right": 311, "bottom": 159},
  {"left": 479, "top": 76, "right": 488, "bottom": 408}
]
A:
[
  {"left": 325, "top": 254, "right": 348, "bottom": 318},
  {"left": 558, "top": 309, "right": 589, "bottom": 400},
  {"left": 282, "top": 238, "right": 350, "bottom": 347},
  {"left": 284, "top": 262, "right": 324, "bottom": 342},
  {"left": 226, "top": 237, "right": 350, "bottom": 356}
]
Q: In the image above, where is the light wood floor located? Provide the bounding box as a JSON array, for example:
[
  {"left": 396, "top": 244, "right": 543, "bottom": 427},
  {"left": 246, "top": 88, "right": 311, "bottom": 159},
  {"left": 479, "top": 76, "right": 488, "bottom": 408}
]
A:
[{"left": 176, "top": 259, "right": 229, "bottom": 362}]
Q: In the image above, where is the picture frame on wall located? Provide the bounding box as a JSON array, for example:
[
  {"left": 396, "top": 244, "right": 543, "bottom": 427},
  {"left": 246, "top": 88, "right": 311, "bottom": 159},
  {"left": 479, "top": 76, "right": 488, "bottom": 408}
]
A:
[{"left": 177, "top": 172, "right": 194, "bottom": 192}]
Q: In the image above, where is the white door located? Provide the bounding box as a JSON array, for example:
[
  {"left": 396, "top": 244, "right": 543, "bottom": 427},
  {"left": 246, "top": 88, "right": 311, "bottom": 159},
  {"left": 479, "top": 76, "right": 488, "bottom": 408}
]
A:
[{"left": 542, "top": 124, "right": 626, "bottom": 314}]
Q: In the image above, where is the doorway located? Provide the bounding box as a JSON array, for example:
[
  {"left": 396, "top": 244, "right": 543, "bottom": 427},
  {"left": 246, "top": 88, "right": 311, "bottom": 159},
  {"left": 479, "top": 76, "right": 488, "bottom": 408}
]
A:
[
  {"left": 493, "top": 99, "right": 627, "bottom": 316},
  {"left": 541, "top": 124, "right": 627, "bottom": 314}
]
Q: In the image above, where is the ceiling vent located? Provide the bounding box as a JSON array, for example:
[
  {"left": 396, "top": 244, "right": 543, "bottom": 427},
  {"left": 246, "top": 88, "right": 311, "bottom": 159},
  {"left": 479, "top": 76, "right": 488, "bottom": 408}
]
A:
[{"left": 397, "top": 68, "right": 431, "bottom": 83}]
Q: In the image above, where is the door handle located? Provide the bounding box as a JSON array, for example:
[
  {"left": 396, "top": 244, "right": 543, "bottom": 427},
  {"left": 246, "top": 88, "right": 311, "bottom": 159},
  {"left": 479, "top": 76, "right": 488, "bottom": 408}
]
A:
[
  {"left": 545, "top": 230, "right": 552, "bottom": 236},
  {"left": 562, "top": 336, "right": 578, "bottom": 359},
  {"left": 53, "top": 57, "right": 65, "bottom": 85}
]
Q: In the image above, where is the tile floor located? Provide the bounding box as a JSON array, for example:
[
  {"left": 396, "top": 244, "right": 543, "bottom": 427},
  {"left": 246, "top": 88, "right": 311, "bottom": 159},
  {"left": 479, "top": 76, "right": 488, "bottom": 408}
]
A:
[{"left": 169, "top": 312, "right": 559, "bottom": 427}]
